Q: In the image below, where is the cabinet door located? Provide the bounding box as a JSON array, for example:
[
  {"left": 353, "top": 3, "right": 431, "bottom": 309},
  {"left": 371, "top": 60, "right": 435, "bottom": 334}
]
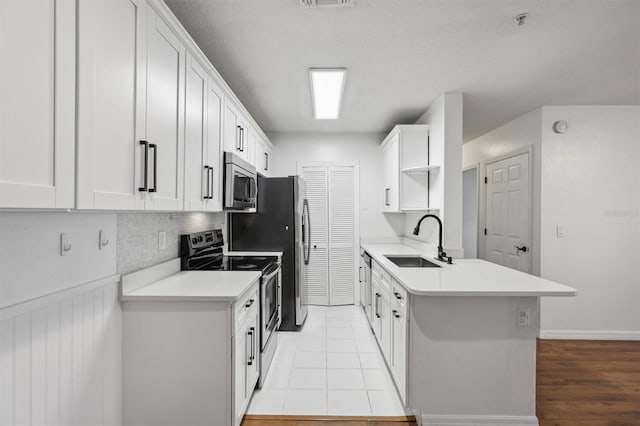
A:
[
  {"left": 205, "top": 76, "right": 224, "bottom": 211},
  {"left": 372, "top": 281, "right": 382, "bottom": 339},
  {"left": 391, "top": 304, "right": 407, "bottom": 403},
  {"left": 224, "top": 103, "right": 240, "bottom": 154},
  {"left": 144, "top": 8, "right": 185, "bottom": 210},
  {"left": 183, "top": 53, "right": 208, "bottom": 211},
  {"left": 246, "top": 126, "right": 258, "bottom": 167},
  {"left": 233, "top": 323, "right": 248, "bottom": 426},
  {"left": 246, "top": 313, "right": 259, "bottom": 396},
  {"left": 77, "top": 0, "right": 145, "bottom": 210},
  {"left": 237, "top": 117, "right": 250, "bottom": 161},
  {"left": 380, "top": 291, "right": 392, "bottom": 363},
  {"left": 0, "top": 0, "right": 75, "bottom": 208},
  {"left": 382, "top": 134, "right": 400, "bottom": 212},
  {"left": 263, "top": 141, "right": 273, "bottom": 177}
]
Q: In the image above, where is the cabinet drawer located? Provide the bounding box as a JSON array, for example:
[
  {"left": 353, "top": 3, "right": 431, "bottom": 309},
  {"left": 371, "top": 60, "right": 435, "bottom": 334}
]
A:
[
  {"left": 391, "top": 279, "right": 407, "bottom": 309},
  {"left": 371, "top": 260, "right": 383, "bottom": 283},
  {"left": 234, "top": 284, "right": 258, "bottom": 335},
  {"left": 372, "top": 261, "right": 391, "bottom": 292}
]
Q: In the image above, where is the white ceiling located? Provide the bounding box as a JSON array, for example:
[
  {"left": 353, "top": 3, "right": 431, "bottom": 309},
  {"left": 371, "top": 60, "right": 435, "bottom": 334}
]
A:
[{"left": 165, "top": 0, "right": 640, "bottom": 141}]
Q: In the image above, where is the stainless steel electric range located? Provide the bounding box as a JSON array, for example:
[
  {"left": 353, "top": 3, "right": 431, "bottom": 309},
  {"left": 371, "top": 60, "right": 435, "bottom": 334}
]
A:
[{"left": 180, "top": 229, "right": 281, "bottom": 387}]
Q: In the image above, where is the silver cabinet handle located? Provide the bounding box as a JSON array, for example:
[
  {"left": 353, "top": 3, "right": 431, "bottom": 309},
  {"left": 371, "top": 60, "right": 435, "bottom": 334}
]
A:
[
  {"left": 264, "top": 152, "right": 268, "bottom": 171},
  {"left": 385, "top": 188, "right": 390, "bottom": 206},
  {"left": 245, "top": 298, "right": 255, "bottom": 308},
  {"left": 375, "top": 293, "right": 381, "bottom": 318},
  {"left": 209, "top": 166, "right": 214, "bottom": 199},
  {"left": 393, "top": 309, "right": 400, "bottom": 319},
  {"left": 236, "top": 126, "right": 242, "bottom": 151},
  {"left": 394, "top": 291, "right": 402, "bottom": 300}
]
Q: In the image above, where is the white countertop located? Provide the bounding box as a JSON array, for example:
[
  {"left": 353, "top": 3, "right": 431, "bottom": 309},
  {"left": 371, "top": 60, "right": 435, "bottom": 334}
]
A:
[
  {"left": 362, "top": 243, "right": 576, "bottom": 297},
  {"left": 121, "top": 270, "right": 261, "bottom": 302}
]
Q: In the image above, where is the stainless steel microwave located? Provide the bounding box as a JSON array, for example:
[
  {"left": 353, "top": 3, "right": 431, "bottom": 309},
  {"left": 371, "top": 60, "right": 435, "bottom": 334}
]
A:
[{"left": 224, "top": 152, "right": 257, "bottom": 211}]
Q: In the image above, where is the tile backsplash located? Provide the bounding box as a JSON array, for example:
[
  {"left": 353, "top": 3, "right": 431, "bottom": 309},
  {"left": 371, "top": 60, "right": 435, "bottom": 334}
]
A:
[{"left": 117, "top": 212, "right": 225, "bottom": 274}]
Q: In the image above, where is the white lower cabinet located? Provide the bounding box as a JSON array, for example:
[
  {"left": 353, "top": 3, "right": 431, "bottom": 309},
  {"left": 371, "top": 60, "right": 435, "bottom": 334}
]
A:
[
  {"left": 234, "top": 305, "right": 259, "bottom": 426},
  {"left": 391, "top": 296, "right": 407, "bottom": 403},
  {"left": 122, "top": 281, "right": 260, "bottom": 426},
  {"left": 367, "top": 257, "right": 409, "bottom": 405}
]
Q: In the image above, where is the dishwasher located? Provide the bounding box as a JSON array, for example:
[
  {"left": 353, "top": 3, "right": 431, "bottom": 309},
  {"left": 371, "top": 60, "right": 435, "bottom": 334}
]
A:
[{"left": 360, "top": 251, "right": 372, "bottom": 323}]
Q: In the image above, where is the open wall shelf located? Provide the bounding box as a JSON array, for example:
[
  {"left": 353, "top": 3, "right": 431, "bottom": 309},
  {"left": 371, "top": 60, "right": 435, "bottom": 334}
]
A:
[{"left": 401, "top": 165, "right": 440, "bottom": 174}]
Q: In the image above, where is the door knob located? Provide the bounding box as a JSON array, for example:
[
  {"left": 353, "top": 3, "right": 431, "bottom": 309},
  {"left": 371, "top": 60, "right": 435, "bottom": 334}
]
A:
[
  {"left": 515, "top": 245, "right": 528, "bottom": 253},
  {"left": 313, "top": 245, "right": 317, "bottom": 249}
]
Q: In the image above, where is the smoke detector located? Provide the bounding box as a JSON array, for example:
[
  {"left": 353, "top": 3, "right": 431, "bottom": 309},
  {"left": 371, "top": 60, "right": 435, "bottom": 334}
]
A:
[{"left": 300, "top": 0, "right": 354, "bottom": 8}]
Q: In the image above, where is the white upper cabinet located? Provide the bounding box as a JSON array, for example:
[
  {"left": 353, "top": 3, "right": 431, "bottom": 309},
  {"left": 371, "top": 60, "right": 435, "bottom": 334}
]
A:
[
  {"left": 204, "top": 75, "right": 224, "bottom": 211},
  {"left": 0, "top": 0, "right": 75, "bottom": 209},
  {"left": 224, "top": 101, "right": 250, "bottom": 161},
  {"left": 77, "top": 1, "right": 185, "bottom": 211},
  {"left": 3, "top": 0, "right": 268, "bottom": 211},
  {"left": 255, "top": 137, "right": 274, "bottom": 176},
  {"left": 143, "top": 7, "right": 185, "bottom": 211},
  {"left": 76, "top": 0, "right": 145, "bottom": 210},
  {"left": 380, "top": 125, "right": 432, "bottom": 213},
  {"left": 381, "top": 133, "right": 400, "bottom": 212},
  {"left": 184, "top": 52, "right": 224, "bottom": 212}
]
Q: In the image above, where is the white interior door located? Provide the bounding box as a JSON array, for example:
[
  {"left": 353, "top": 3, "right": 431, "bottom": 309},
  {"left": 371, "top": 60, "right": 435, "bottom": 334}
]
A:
[
  {"left": 328, "top": 166, "right": 356, "bottom": 305},
  {"left": 301, "top": 163, "right": 357, "bottom": 306},
  {"left": 485, "top": 152, "right": 531, "bottom": 273},
  {"left": 302, "top": 166, "right": 329, "bottom": 305}
]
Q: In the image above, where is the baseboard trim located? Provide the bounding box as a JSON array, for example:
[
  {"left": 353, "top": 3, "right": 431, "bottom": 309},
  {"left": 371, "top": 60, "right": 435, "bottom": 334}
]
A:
[
  {"left": 540, "top": 330, "right": 640, "bottom": 341},
  {"left": 422, "top": 414, "right": 538, "bottom": 426}
]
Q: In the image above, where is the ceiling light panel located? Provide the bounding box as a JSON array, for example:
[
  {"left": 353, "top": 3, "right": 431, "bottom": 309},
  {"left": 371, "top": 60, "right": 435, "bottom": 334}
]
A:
[
  {"left": 309, "top": 68, "right": 346, "bottom": 120},
  {"left": 300, "top": 0, "right": 354, "bottom": 8}
]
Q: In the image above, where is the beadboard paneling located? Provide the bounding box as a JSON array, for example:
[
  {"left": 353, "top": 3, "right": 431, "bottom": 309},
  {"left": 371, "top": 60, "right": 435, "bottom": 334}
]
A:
[{"left": 0, "top": 277, "right": 121, "bottom": 426}]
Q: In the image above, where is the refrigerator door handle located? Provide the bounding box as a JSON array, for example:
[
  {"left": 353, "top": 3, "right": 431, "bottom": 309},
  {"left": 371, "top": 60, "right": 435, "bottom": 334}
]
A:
[{"left": 303, "top": 199, "right": 311, "bottom": 265}]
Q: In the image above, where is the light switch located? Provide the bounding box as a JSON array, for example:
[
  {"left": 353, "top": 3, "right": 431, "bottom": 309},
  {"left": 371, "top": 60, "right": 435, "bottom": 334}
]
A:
[{"left": 556, "top": 226, "right": 566, "bottom": 238}]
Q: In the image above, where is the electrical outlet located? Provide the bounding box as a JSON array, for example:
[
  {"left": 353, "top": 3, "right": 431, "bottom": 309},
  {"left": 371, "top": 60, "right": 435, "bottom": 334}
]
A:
[
  {"left": 517, "top": 307, "right": 530, "bottom": 327},
  {"left": 158, "top": 231, "right": 166, "bottom": 250},
  {"left": 556, "top": 225, "right": 566, "bottom": 238}
]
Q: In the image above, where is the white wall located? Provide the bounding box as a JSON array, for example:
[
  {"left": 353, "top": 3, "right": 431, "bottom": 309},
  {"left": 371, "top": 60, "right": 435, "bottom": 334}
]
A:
[
  {"left": 269, "top": 132, "right": 405, "bottom": 241},
  {"left": 462, "top": 168, "right": 478, "bottom": 258},
  {"left": 463, "top": 108, "right": 542, "bottom": 275},
  {"left": 0, "top": 212, "right": 117, "bottom": 308},
  {"left": 405, "top": 93, "right": 464, "bottom": 256},
  {"left": 464, "top": 106, "right": 640, "bottom": 338},
  {"left": 539, "top": 106, "right": 640, "bottom": 338}
]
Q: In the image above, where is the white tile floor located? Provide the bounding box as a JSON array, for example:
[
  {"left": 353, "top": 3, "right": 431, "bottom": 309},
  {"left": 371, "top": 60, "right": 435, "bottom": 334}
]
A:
[{"left": 247, "top": 305, "right": 407, "bottom": 416}]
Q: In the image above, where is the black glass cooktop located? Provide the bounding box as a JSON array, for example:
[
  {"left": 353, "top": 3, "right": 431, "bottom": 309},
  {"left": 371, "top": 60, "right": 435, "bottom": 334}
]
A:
[{"left": 189, "top": 255, "right": 277, "bottom": 273}]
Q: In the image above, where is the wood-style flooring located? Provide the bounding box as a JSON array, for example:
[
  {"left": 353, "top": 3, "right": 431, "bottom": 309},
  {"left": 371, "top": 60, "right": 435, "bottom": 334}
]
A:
[
  {"left": 243, "top": 340, "right": 640, "bottom": 426},
  {"left": 537, "top": 339, "right": 640, "bottom": 426},
  {"left": 242, "top": 415, "right": 418, "bottom": 426}
]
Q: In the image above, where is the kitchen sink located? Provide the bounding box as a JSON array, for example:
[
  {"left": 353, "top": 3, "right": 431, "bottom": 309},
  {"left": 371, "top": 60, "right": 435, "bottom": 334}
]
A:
[{"left": 385, "top": 256, "right": 441, "bottom": 268}]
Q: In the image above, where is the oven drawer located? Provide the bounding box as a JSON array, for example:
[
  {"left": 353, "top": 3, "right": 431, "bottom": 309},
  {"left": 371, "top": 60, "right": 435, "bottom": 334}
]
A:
[{"left": 234, "top": 281, "right": 259, "bottom": 335}]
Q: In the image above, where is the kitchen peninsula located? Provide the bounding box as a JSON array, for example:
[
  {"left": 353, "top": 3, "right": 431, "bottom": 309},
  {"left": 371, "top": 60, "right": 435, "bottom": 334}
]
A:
[{"left": 360, "top": 242, "right": 576, "bottom": 425}]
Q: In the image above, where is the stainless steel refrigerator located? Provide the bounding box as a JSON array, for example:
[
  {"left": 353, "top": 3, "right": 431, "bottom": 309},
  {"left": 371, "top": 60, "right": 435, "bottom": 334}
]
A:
[{"left": 229, "top": 175, "right": 309, "bottom": 330}]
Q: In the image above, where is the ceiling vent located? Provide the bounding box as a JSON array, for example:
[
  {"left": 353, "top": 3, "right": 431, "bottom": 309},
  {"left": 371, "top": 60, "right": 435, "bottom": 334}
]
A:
[{"left": 300, "top": 0, "right": 354, "bottom": 8}]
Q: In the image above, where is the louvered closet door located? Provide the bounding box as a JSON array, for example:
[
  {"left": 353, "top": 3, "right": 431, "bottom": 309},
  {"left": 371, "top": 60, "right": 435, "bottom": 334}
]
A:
[
  {"left": 328, "top": 166, "right": 355, "bottom": 305},
  {"left": 302, "top": 166, "right": 329, "bottom": 305}
]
